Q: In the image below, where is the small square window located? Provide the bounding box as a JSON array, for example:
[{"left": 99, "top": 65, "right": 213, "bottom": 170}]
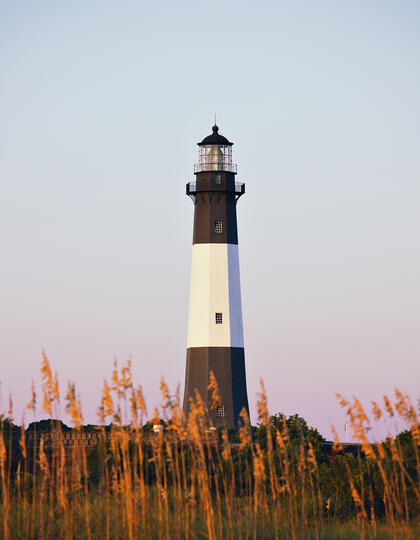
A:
[
  {"left": 215, "top": 312, "right": 223, "bottom": 324},
  {"left": 216, "top": 406, "right": 225, "bottom": 417},
  {"left": 215, "top": 174, "right": 222, "bottom": 184},
  {"left": 214, "top": 221, "right": 223, "bottom": 233}
]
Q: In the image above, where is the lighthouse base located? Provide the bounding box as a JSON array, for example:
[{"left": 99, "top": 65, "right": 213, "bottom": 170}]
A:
[{"left": 183, "top": 347, "right": 249, "bottom": 427}]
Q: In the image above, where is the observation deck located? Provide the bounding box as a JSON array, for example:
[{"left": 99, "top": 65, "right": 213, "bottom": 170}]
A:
[{"left": 186, "top": 181, "right": 245, "bottom": 203}]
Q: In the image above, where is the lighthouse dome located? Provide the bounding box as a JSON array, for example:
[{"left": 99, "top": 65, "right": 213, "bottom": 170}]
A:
[{"left": 198, "top": 125, "right": 233, "bottom": 146}]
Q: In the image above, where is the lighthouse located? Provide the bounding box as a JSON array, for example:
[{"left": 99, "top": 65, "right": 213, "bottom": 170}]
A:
[{"left": 183, "top": 124, "right": 250, "bottom": 427}]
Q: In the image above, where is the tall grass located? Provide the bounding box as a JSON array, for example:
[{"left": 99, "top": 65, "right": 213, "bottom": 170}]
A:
[{"left": 0, "top": 354, "right": 419, "bottom": 539}]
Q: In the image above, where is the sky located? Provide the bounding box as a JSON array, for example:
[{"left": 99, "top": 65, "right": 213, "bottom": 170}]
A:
[{"left": 1, "top": 0, "right": 419, "bottom": 439}]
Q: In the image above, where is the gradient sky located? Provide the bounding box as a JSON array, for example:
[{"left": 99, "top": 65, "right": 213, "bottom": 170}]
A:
[{"left": 1, "top": 1, "right": 419, "bottom": 438}]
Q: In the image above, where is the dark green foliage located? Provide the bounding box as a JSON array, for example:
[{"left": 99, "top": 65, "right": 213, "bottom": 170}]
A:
[
  {"left": 26, "top": 419, "right": 71, "bottom": 432},
  {"left": 87, "top": 438, "right": 112, "bottom": 489},
  {"left": 253, "top": 413, "right": 326, "bottom": 456}
]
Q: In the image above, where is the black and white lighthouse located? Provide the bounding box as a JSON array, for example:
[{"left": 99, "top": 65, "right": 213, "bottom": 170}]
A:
[{"left": 183, "top": 125, "right": 250, "bottom": 427}]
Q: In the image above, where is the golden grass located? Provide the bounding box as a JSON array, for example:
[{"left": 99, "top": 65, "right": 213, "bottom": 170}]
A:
[{"left": 0, "top": 353, "right": 419, "bottom": 539}]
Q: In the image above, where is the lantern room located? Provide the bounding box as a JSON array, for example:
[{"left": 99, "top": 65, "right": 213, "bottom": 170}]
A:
[{"left": 194, "top": 125, "right": 237, "bottom": 174}]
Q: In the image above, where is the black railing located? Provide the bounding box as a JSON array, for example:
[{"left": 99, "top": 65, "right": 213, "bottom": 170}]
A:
[
  {"left": 186, "top": 182, "right": 244, "bottom": 194},
  {"left": 186, "top": 182, "right": 245, "bottom": 203}
]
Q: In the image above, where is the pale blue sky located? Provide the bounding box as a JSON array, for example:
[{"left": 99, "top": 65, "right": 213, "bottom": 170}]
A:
[{"left": 1, "top": 1, "right": 419, "bottom": 437}]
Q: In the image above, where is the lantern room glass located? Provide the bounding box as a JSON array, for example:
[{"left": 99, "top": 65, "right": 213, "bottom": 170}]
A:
[{"left": 195, "top": 145, "right": 236, "bottom": 173}]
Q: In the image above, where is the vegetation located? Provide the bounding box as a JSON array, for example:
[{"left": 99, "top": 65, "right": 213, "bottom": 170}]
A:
[{"left": 0, "top": 352, "right": 419, "bottom": 539}]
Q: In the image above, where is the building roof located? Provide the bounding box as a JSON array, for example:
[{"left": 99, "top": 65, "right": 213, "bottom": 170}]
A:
[{"left": 198, "top": 125, "right": 233, "bottom": 146}]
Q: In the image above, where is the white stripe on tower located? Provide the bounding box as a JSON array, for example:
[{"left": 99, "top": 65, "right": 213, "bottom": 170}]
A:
[
  {"left": 187, "top": 243, "right": 244, "bottom": 349},
  {"left": 227, "top": 243, "right": 244, "bottom": 347}
]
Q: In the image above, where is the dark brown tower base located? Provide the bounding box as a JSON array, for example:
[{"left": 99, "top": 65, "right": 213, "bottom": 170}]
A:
[{"left": 183, "top": 347, "right": 249, "bottom": 427}]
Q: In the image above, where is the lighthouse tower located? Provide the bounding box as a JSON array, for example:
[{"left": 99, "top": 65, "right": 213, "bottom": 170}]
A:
[{"left": 183, "top": 124, "right": 249, "bottom": 427}]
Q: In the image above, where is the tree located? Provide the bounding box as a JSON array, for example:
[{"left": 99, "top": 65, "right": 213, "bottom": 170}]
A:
[
  {"left": 253, "top": 412, "right": 326, "bottom": 459},
  {"left": 26, "top": 419, "right": 71, "bottom": 432}
]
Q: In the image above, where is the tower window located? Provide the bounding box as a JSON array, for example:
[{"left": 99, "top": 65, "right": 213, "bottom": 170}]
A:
[
  {"left": 216, "top": 406, "right": 225, "bottom": 417},
  {"left": 215, "top": 313, "right": 223, "bottom": 324},
  {"left": 215, "top": 174, "right": 222, "bottom": 184},
  {"left": 214, "top": 221, "right": 223, "bottom": 233}
]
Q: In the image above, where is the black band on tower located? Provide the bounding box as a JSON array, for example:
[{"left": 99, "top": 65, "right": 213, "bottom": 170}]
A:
[
  {"left": 184, "top": 347, "right": 249, "bottom": 427},
  {"left": 192, "top": 171, "right": 239, "bottom": 245}
]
